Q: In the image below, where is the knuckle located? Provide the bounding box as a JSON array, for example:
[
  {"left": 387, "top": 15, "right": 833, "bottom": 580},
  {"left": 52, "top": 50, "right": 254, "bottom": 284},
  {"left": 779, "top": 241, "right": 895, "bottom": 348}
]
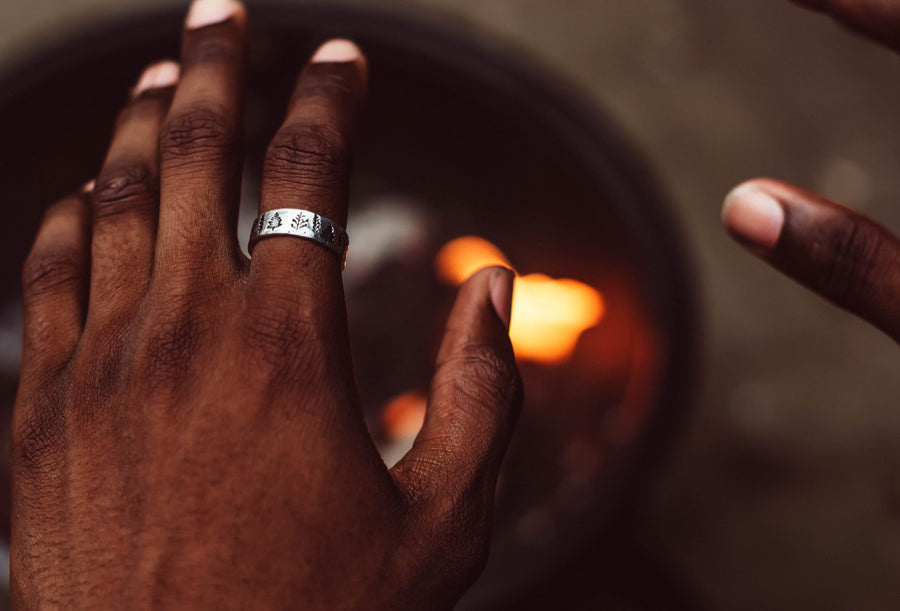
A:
[
  {"left": 13, "top": 420, "right": 59, "bottom": 476},
  {"left": 241, "top": 304, "right": 321, "bottom": 372},
  {"left": 78, "top": 342, "right": 125, "bottom": 406},
  {"left": 93, "top": 163, "right": 157, "bottom": 221},
  {"left": 160, "top": 105, "right": 235, "bottom": 161},
  {"left": 22, "top": 247, "right": 84, "bottom": 299},
  {"left": 812, "top": 214, "right": 884, "bottom": 306},
  {"left": 135, "top": 307, "right": 206, "bottom": 386},
  {"left": 264, "top": 122, "right": 347, "bottom": 186},
  {"left": 11, "top": 392, "right": 67, "bottom": 476}
]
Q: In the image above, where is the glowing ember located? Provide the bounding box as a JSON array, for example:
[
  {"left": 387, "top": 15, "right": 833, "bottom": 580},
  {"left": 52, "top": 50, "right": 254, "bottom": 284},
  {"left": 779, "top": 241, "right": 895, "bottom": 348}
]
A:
[
  {"left": 434, "top": 236, "right": 512, "bottom": 285},
  {"left": 435, "top": 237, "right": 604, "bottom": 364},
  {"left": 380, "top": 391, "right": 428, "bottom": 440}
]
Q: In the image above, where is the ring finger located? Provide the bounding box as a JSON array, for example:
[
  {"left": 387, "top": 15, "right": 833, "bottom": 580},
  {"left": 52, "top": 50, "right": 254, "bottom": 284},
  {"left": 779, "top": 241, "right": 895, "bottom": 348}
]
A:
[{"left": 249, "top": 39, "right": 368, "bottom": 334}]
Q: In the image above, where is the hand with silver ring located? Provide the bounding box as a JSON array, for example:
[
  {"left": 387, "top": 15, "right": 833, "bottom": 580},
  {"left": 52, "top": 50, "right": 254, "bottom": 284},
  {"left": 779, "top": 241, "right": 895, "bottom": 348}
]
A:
[{"left": 11, "top": 0, "right": 522, "bottom": 607}]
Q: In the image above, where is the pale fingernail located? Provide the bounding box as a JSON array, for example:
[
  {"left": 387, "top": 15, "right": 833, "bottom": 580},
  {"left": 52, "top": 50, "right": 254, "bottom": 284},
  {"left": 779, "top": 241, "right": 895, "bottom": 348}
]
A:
[
  {"left": 489, "top": 268, "right": 515, "bottom": 330},
  {"left": 186, "top": 0, "right": 242, "bottom": 30},
  {"left": 722, "top": 184, "right": 785, "bottom": 252},
  {"left": 82, "top": 179, "right": 96, "bottom": 192},
  {"left": 311, "top": 39, "right": 363, "bottom": 63},
  {"left": 133, "top": 61, "right": 180, "bottom": 95}
]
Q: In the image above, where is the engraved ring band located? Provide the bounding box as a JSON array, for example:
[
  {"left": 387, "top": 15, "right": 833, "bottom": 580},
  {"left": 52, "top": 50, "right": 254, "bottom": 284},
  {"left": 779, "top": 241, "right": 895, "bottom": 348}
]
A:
[{"left": 249, "top": 208, "right": 349, "bottom": 270}]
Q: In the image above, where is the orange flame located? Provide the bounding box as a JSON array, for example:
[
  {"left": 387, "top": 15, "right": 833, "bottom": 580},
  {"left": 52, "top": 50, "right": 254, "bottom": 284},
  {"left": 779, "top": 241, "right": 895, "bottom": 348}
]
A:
[
  {"left": 434, "top": 236, "right": 512, "bottom": 285},
  {"left": 435, "top": 237, "right": 604, "bottom": 364}
]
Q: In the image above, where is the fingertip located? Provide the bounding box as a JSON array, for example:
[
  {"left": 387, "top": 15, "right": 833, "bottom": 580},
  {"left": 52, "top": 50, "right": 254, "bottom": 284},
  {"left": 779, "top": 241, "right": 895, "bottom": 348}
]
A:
[
  {"left": 722, "top": 176, "right": 900, "bottom": 343},
  {"left": 309, "top": 39, "right": 368, "bottom": 91},
  {"left": 133, "top": 60, "right": 180, "bottom": 97},
  {"left": 436, "top": 267, "right": 515, "bottom": 364},
  {"left": 488, "top": 267, "right": 515, "bottom": 330},
  {"left": 722, "top": 181, "right": 786, "bottom": 252},
  {"left": 311, "top": 39, "right": 364, "bottom": 64},
  {"left": 185, "top": 0, "right": 246, "bottom": 30}
]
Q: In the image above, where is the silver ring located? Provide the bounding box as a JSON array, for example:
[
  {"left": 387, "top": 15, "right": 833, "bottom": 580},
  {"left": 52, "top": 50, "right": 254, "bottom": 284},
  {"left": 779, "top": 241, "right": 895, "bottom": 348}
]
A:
[{"left": 248, "top": 209, "right": 349, "bottom": 270}]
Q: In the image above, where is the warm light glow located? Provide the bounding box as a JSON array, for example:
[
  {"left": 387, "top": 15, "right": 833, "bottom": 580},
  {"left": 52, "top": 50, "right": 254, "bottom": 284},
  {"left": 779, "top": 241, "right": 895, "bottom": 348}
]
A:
[
  {"left": 510, "top": 274, "right": 604, "bottom": 364},
  {"left": 380, "top": 391, "right": 428, "bottom": 440},
  {"left": 435, "top": 236, "right": 512, "bottom": 285},
  {"left": 435, "top": 237, "right": 604, "bottom": 364}
]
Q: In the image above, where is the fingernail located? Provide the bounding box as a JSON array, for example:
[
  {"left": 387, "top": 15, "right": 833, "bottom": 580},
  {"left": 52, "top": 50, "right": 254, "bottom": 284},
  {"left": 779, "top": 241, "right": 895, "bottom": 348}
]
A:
[
  {"left": 311, "top": 39, "right": 363, "bottom": 63},
  {"left": 133, "top": 61, "right": 180, "bottom": 96},
  {"left": 722, "top": 184, "right": 785, "bottom": 252},
  {"left": 489, "top": 268, "right": 515, "bottom": 330},
  {"left": 82, "top": 179, "right": 96, "bottom": 192},
  {"left": 186, "top": 0, "right": 242, "bottom": 30}
]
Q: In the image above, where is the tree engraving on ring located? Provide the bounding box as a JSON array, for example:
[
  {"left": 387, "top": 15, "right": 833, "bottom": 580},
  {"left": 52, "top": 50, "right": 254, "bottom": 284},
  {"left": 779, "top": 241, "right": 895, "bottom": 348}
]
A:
[
  {"left": 266, "top": 212, "right": 283, "bottom": 231},
  {"left": 322, "top": 224, "right": 336, "bottom": 244}
]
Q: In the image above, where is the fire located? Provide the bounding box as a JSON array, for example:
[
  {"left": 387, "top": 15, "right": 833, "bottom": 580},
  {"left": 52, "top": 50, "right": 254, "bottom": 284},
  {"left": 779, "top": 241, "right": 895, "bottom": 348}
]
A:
[
  {"left": 435, "top": 237, "right": 604, "bottom": 364},
  {"left": 509, "top": 274, "right": 604, "bottom": 364},
  {"left": 434, "top": 236, "right": 512, "bottom": 285}
]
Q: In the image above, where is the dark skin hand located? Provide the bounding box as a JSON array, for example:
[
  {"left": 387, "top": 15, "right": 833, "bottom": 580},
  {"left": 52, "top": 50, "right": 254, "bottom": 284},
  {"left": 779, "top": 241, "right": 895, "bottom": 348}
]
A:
[
  {"left": 13, "top": 0, "right": 900, "bottom": 608},
  {"left": 11, "top": 0, "right": 521, "bottom": 608},
  {"left": 723, "top": 0, "right": 900, "bottom": 341}
]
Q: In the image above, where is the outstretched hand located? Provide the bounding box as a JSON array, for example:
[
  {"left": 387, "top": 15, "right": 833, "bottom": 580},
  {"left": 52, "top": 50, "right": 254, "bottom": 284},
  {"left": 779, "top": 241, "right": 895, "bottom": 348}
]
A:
[
  {"left": 11, "top": 0, "right": 521, "bottom": 608},
  {"left": 723, "top": 0, "right": 900, "bottom": 342}
]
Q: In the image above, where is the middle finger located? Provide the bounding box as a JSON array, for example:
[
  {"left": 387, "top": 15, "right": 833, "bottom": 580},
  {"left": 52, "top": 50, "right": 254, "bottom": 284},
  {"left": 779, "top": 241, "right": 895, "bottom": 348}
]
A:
[{"left": 156, "top": 0, "right": 248, "bottom": 284}]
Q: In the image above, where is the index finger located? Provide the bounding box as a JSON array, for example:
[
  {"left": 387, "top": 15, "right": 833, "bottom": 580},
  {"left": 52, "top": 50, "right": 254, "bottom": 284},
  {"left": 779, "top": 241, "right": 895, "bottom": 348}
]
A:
[{"left": 722, "top": 179, "right": 900, "bottom": 342}]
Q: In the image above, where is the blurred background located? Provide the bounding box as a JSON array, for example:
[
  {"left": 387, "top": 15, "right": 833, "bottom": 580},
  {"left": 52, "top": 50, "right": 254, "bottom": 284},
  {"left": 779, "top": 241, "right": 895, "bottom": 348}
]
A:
[{"left": 3, "top": 0, "right": 900, "bottom": 609}]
